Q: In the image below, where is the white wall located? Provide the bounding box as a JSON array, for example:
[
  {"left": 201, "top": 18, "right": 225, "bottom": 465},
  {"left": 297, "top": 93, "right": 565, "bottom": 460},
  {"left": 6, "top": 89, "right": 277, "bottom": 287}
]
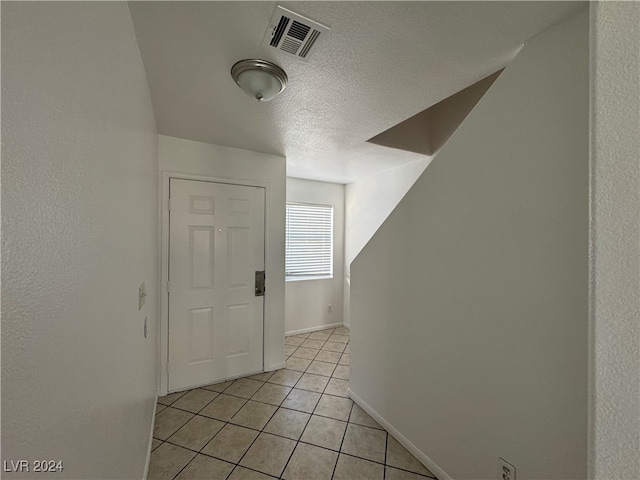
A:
[
  {"left": 590, "top": 2, "right": 640, "bottom": 478},
  {"left": 2, "top": 3, "right": 158, "bottom": 479},
  {"left": 350, "top": 9, "right": 588, "bottom": 480},
  {"left": 343, "top": 158, "right": 430, "bottom": 325},
  {"left": 285, "top": 178, "right": 345, "bottom": 334},
  {"left": 158, "top": 135, "right": 286, "bottom": 376}
]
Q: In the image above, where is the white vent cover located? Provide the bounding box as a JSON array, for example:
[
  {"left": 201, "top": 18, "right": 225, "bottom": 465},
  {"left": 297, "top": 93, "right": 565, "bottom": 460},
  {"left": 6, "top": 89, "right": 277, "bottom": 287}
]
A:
[{"left": 262, "top": 6, "right": 329, "bottom": 61}]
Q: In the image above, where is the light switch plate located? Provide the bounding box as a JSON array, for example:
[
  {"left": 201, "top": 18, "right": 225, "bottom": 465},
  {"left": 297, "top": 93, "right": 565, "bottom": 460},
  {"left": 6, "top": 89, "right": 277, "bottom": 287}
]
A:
[{"left": 139, "top": 282, "right": 146, "bottom": 310}]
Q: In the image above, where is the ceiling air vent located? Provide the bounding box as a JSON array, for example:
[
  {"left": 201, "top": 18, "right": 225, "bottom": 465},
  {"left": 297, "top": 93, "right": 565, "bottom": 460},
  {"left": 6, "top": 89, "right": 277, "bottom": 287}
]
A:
[{"left": 262, "top": 6, "right": 329, "bottom": 61}]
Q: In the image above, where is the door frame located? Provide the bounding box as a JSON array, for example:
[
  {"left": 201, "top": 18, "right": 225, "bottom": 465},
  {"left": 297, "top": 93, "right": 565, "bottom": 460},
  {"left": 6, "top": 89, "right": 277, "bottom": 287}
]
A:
[{"left": 159, "top": 171, "right": 270, "bottom": 395}]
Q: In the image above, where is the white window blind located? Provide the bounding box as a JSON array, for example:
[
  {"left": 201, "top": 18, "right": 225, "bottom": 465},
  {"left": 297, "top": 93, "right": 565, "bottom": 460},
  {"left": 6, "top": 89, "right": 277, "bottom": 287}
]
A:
[{"left": 286, "top": 202, "right": 334, "bottom": 279}]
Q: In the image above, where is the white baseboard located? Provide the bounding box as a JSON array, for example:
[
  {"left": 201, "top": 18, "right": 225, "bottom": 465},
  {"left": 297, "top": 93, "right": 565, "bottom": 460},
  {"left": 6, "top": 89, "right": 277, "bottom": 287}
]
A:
[
  {"left": 142, "top": 394, "right": 158, "bottom": 480},
  {"left": 285, "top": 322, "right": 344, "bottom": 336},
  {"left": 347, "top": 388, "right": 451, "bottom": 480}
]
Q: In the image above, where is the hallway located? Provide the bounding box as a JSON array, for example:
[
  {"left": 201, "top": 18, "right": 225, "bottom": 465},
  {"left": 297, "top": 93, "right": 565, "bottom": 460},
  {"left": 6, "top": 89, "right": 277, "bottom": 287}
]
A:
[{"left": 150, "top": 327, "right": 436, "bottom": 479}]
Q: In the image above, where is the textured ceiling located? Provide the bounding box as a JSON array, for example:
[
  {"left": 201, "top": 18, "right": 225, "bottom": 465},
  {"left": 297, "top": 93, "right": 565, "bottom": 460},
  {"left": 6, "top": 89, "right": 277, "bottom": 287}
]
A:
[{"left": 129, "top": 1, "right": 583, "bottom": 184}]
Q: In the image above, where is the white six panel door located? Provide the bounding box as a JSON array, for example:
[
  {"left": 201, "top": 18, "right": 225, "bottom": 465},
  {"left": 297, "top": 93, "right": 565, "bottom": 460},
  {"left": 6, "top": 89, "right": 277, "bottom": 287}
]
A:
[{"left": 168, "top": 179, "right": 265, "bottom": 391}]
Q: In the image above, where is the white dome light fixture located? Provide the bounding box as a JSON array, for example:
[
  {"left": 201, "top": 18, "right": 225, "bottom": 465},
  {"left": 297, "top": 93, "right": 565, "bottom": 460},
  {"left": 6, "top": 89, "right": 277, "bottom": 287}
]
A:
[{"left": 231, "top": 59, "right": 288, "bottom": 102}]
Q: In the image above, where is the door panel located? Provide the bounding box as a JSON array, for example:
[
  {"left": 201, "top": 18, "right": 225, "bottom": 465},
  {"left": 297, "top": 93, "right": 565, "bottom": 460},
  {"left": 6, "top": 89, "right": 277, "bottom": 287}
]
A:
[
  {"left": 227, "top": 304, "right": 251, "bottom": 356},
  {"left": 169, "top": 179, "right": 265, "bottom": 391},
  {"left": 188, "top": 307, "right": 214, "bottom": 362},
  {"left": 190, "top": 227, "right": 215, "bottom": 289},
  {"left": 228, "top": 227, "right": 250, "bottom": 288}
]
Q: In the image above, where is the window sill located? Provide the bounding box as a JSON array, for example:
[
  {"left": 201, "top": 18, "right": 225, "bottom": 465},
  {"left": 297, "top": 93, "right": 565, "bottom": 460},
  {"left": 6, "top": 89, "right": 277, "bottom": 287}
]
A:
[{"left": 286, "top": 275, "right": 333, "bottom": 282}]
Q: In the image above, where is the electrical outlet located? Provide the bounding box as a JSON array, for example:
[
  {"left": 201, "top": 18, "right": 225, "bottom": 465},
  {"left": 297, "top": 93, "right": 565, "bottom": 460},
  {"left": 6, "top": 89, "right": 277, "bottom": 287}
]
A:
[
  {"left": 328, "top": 304, "right": 332, "bottom": 313},
  {"left": 499, "top": 458, "right": 516, "bottom": 480}
]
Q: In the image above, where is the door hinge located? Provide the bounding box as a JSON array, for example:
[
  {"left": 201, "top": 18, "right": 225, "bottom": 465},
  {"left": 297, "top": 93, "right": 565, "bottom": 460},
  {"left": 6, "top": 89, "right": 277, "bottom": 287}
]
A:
[
  {"left": 167, "top": 280, "right": 170, "bottom": 293},
  {"left": 166, "top": 362, "right": 170, "bottom": 374},
  {"left": 167, "top": 198, "right": 171, "bottom": 211}
]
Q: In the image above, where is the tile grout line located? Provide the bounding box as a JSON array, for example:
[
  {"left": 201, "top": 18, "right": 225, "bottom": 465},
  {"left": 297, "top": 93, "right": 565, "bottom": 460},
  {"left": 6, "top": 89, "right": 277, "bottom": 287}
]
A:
[
  {"left": 330, "top": 400, "right": 354, "bottom": 480},
  {"left": 169, "top": 395, "right": 236, "bottom": 480},
  {"left": 230, "top": 397, "right": 283, "bottom": 479},
  {"left": 170, "top": 449, "right": 198, "bottom": 480},
  {"left": 315, "top": 345, "right": 346, "bottom": 480},
  {"left": 290, "top": 331, "right": 404, "bottom": 478},
  {"left": 162, "top": 431, "right": 422, "bottom": 474},
  {"left": 281, "top": 329, "right": 338, "bottom": 475},
  {"left": 277, "top": 416, "right": 307, "bottom": 478},
  {"left": 278, "top": 329, "right": 334, "bottom": 478},
  {"left": 166, "top": 389, "right": 236, "bottom": 480},
  {"left": 232, "top": 354, "right": 337, "bottom": 480},
  {"left": 262, "top": 339, "right": 338, "bottom": 479},
  {"left": 331, "top": 402, "right": 353, "bottom": 480},
  {"left": 158, "top": 354, "right": 345, "bottom": 417},
  {"left": 165, "top": 378, "right": 260, "bottom": 479},
  {"left": 383, "top": 429, "right": 389, "bottom": 480},
  {"left": 156, "top": 389, "right": 189, "bottom": 408},
  {"left": 280, "top": 331, "right": 337, "bottom": 478},
  {"left": 155, "top": 328, "right": 353, "bottom": 479}
]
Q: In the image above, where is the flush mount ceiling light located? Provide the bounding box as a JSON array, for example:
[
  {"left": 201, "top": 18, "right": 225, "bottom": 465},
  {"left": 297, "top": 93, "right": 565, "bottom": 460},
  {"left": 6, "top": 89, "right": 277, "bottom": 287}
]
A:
[{"left": 231, "top": 59, "right": 288, "bottom": 102}]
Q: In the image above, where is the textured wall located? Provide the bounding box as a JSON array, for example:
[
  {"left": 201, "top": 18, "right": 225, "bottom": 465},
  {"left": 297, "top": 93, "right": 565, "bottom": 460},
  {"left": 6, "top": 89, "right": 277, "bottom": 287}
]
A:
[
  {"left": 286, "top": 178, "right": 345, "bottom": 333},
  {"left": 343, "top": 159, "right": 430, "bottom": 325},
  {"left": 590, "top": 2, "right": 640, "bottom": 478},
  {"left": 2, "top": 3, "right": 158, "bottom": 478},
  {"left": 350, "top": 9, "right": 589, "bottom": 479}
]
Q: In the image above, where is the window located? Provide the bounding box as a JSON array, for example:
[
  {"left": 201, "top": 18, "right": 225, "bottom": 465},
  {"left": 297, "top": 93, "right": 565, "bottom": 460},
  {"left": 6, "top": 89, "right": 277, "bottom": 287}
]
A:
[{"left": 286, "top": 202, "right": 334, "bottom": 280}]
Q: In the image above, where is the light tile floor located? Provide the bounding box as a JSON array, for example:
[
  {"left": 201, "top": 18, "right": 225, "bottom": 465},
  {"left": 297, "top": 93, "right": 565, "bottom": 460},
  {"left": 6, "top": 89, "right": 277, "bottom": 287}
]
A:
[{"left": 149, "top": 327, "right": 437, "bottom": 480}]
